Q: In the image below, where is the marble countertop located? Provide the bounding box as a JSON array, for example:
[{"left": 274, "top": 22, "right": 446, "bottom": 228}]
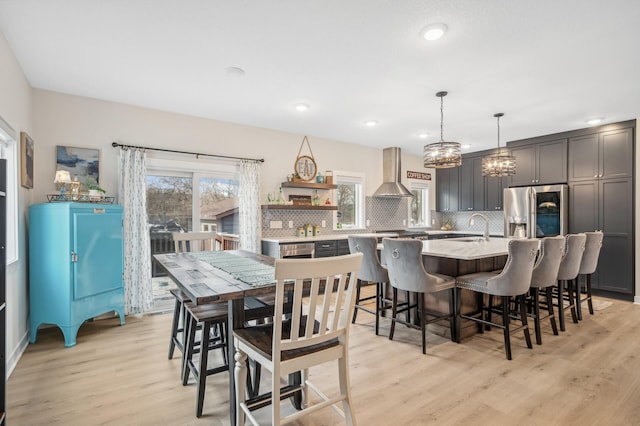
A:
[{"left": 418, "top": 237, "right": 515, "bottom": 260}]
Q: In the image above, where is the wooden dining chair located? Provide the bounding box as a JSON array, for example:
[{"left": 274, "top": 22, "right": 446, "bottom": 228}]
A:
[{"left": 233, "top": 253, "right": 363, "bottom": 426}]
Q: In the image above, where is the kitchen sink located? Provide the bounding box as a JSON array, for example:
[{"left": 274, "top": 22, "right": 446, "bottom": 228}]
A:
[{"left": 448, "top": 237, "right": 487, "bottom": 243}]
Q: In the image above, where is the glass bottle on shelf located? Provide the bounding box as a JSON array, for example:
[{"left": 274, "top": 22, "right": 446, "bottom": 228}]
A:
[
  {"left": 70, "top": 175, "right": 80, "bottom": 201},
  {"left": 276, "top": 187, "right": 284, "bottom": 205},
  {"left": 312, "top": 190, "right": 320, "bottom": 206}
]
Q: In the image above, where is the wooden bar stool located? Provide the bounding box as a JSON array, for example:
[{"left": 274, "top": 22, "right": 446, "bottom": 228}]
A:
[{"left": 182, "top": 302, "right": 229, "bottom": 418}]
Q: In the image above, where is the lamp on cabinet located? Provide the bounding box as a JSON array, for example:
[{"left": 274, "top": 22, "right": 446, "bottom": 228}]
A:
[{"left": 54, "top": 170, "right": 71, "bottom": 199}]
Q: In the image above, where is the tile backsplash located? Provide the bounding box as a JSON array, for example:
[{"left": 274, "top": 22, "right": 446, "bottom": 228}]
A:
[{"left": 261, "top": 198, "right": 505, "bottom": 238}]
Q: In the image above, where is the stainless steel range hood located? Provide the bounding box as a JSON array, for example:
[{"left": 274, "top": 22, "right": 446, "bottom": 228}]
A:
[{"left": 373, "top": 147, "right": 413, "bottom": 198}]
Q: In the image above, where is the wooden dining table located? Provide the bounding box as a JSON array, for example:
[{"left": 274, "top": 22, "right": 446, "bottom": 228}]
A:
[{"left": 154, "top": 249, "right": 289, "bottom": 424}]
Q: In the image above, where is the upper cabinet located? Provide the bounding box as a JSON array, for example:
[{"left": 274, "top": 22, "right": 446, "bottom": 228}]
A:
[
  {"left": 436, "top": 167, "right": 459, "bottom": 212},
  {"left": 458, "top": 155, "right": 484, "bottom": 211},
  {"left": 568, "top": 127, "right": 633, "bottom": 182},
  {"left": 509, "top": 138, "right": 567, "bottom": 186}
]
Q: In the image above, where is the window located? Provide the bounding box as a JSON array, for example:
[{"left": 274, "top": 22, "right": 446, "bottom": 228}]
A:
[
  {"left": 0, "top": 117, "right": 18, "bottom": 264},
  {"left": 146, "top": 156, "right": 239, "bottom": 234},
  {"left": 333, "top": 171, "right": 365, "bottom": 229},
  {"left": 146, "top": 154, "right": 239, "bottom": 276},
  {"left": 408, "top": 181, "right": 430, "bottom": 228}
]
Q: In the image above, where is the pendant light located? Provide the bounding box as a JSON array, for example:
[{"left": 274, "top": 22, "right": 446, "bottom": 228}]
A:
[
  {"left": 482, "top": 113, "right": 516, "bottom": 177},
  {"left": 423, "top": 91, "right": 462, "bottom": 168}
]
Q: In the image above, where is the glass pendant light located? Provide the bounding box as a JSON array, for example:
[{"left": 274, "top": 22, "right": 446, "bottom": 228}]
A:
[
  {"left": 482, "top": 112, "right": 516, "bottom": 177},
  {"left": 423, "top": 91, "right": 462, "bottom": 168}
]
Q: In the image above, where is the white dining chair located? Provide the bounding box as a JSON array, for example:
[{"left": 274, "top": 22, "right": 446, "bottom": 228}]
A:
[{"left": 233, "top": 253, "right": 363, "bottom": 426}]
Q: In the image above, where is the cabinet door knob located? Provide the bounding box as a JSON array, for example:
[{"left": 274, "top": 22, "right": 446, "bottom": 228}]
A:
[{"left": 594, "top": 175, "right": 598, "bottom": 178}]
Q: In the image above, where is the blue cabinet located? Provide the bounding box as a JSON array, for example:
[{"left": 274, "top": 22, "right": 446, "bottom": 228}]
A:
[{"left": 29, "top": 202, "right": 125, "bottom": 347}]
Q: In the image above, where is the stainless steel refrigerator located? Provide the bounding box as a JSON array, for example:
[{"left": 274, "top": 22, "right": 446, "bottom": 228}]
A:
[{"left": 503, "top": 184, "right": 568, "bottom": 238}]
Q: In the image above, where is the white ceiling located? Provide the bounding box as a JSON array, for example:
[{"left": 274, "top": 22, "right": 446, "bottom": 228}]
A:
[{"left": 1, "top": 0, "right": 639, "bottom": 156}]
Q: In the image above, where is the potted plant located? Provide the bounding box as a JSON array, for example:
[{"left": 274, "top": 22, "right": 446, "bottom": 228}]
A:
[{"left": 87, "top": 183, "right": 106, "bottom": 199}]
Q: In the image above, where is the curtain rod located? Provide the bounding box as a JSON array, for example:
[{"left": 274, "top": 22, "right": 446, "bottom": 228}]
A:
[{"left": 111, "top": 142, "right": 264, "bottom": 163}]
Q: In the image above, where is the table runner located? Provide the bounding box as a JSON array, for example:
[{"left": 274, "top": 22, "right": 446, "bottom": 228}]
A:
[{"left": 191, "top": 251, "right": 276, "bottom": 287}]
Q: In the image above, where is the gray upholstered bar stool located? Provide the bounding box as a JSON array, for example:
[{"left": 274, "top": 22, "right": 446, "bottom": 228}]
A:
[
  {"left": 348, "top": 236, "right": 390, "bottom": 335},
  {"left": 455, "top": 239, "right": 539, "bottom": 360},
  {"left": 556, "top": 233, "right": 586, "bottom": 331},
  {"left": 382, "top": 238, "right": 457, "bottom": 354},
  {"left": 528, "top": 236, "right": 565, "bottom": 345},
  {"left": 575, "top": 231, "right": 604, "bottom": 320}
]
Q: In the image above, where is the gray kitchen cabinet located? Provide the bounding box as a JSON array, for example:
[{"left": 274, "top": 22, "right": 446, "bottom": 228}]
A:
[
  {"left": 314, "top": 240, "right": 338, "bottom": 257},
  {"left": 568, "top": 127, "right": 633, "bottom": 182},
  {"left": 436, "top": 167, "right": 459, "bottom": 212},
  {"left": 509, "top": 138, "right": 567, "bottom": 186},
  {"left": 459, "top": 155, "right": 484, "bottom": 211},
  {"left": 485, "top": 176, "right": 510, "bottom": 211},
  {"left": 569, "top": 177, "right": 633, "bottom": 296}
]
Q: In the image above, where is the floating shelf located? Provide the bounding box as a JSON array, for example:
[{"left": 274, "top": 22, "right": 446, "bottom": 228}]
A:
[
  {"left": 281, "top": 182, "right": 337, "bottom": 190},
  {"left": 261, "top": 204, "right": 337, "bottom": 211}
]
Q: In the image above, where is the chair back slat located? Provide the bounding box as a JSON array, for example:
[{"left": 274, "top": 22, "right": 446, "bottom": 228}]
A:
[
  {"left": 273, "top": 254, "right": 362, "bottom": 357},
  {"left": 172, "top": 231, "right": 217, "bottom": 253}
]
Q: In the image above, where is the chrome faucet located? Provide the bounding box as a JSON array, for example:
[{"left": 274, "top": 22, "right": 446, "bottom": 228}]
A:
[{"left": 468, "top": 213, "right": 490, "bottom": 241}]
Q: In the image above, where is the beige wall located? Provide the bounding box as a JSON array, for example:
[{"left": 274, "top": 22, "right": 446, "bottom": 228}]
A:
[
  {"left": 33, "top": 89, "right": 428, "bottom": 204},
  {"left": 0, "top": 31, "right": 33, "bottom": 373}
]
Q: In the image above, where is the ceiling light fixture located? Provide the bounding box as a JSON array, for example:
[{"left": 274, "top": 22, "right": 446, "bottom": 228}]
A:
[
  {"left": 420, "top": 23, "right": 448, "bottom": 41},
  {"left": 462, "top": 144, "right": 471, "bottom": 149},
  {"left": 423, "top": 91, "right": 462, "bottom": 169},
  {"left": 295, "top": 103, "right": 310, "bottom": 112},
  {"left": 586, "top": 117, "right": 603, "bottom": 126},
  {"left": 225, "top": 66, "right": 245, "bottom": 77},
  {"left": 482, "top": 113, "right": 516, "bottom": 177},
  {"left": 418, "top": 132, "right": 429, "bottom": 139},
  {"left": 365, "top": 120, "right": 378, "bottom": 127}
]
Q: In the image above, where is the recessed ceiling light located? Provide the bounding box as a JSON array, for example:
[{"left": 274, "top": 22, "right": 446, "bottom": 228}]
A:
[
  {"left": 365, "top": 120, "right": 378, "bottom": 127},
  {"left": 225, "top": 66, "right": 245, "bottom": 77},
  {"left": 418, "top": 132, "right": 429, "bottom": 139},
  {"left": 586, "top": 117, "right": 604, "bottom": 126},
  {"left": 295, "top": 103, "right": 310, "bottom": 112},
  {"left": 462, "top": 144, "right": 471, "bottom": 149},
  {"left": 420, "top": 23, "right": 448, "bottom": 41}
]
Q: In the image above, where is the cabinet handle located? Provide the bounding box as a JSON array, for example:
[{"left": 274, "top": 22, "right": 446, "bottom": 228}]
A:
[
  {"left": 594, "top": 175, "right": 598, "bottom": 178},
  {"left": 468, "top": 207, "right": 473, "bottom": 210},
  {"left": 71, "top": 251, "right": 78, "bottom": 263}
]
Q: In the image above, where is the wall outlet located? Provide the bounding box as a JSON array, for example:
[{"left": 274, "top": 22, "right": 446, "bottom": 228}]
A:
[
  {"left": 431, "top": 218, "right": 435, "bottom": 225},
  {"left": 321, "top": 220, "right": 326, "bottom": 228},
  {"left": 270, "top": 220, "right": 283, "bottom": 229},
  {"left": 366, "top": 219, "right": 370, "bottom": 227},
  {"left": 402, "top": 219, "right": 406, "bottom": 226},
  {"left": 288, "top": 220, "right": 293, "bottom": 228}
]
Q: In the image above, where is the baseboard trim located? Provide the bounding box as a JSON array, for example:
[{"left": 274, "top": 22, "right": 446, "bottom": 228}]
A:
[
  {"left": 7, "top": 330, "right": 29, "bottom": 377},
  {"left": 634, "top": 295, "right": 640, "bottom": 304}
]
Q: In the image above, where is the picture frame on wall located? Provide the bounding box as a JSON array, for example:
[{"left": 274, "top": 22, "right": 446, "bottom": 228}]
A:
[
  {"left": 20, "top": 131, "right": 34, "bottom": 189},
  {"left": 55, "top": 145, "right": 100, "bottom": 187}
]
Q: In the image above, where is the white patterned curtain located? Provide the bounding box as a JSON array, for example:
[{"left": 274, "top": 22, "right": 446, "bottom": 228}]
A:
[
  {"left": 239, "top": 160, "right": 261, "bottom": 252},
  {"left": 118, "top": 148, "right": 153, "bottom": 314}
]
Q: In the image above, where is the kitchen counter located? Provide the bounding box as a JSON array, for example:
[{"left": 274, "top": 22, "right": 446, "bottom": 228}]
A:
[{"left": 262, "top": 230, "right": 503, "bottom": 244}]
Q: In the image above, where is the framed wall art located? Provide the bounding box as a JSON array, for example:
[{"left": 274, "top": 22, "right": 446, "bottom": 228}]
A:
[
  {"left": 20, "top": 131, "right": 34, "bottom": 189},
  {"left": 56, "top": 145, "right": 100, "bottom": 186}
]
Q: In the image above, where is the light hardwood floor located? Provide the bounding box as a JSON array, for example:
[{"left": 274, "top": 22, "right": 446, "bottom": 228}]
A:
[{"left": 7, "top": 295, "right": 640, "bottom": 425}]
